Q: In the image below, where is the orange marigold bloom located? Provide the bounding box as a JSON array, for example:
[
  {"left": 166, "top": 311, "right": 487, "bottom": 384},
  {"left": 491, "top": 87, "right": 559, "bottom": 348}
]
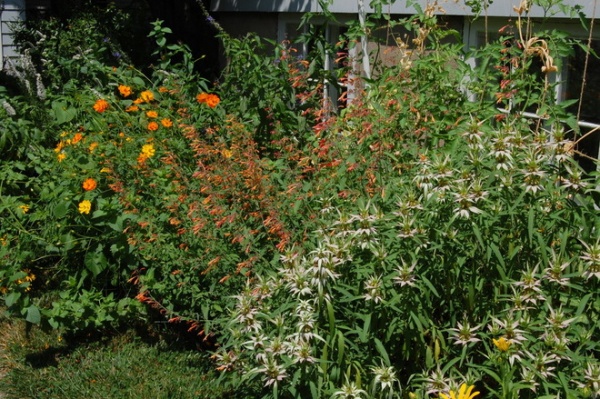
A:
[
  {"left": 126, "top": 105, "right": 139, "bottom": 112},
  {"left": 88, "top": 142, "right": 98, "bottom": 152},
  {"left": 205, "top": 94, "right": 220, "bottom": 108},
  {"left": 147, "top": 121, "right": 159, "bottom": 131},
  {"left": 139, "top": 90, "right": 154, "bottom": 103},
  {"left": 196, "top": 93, "right": 209, "bottom": 103},
  {"left": 93, "top": 99, "right": 109, "bottom": 113},
  {"left": 158, "top": 86, "right": 169, "bottom": 93},
  {"left": 196, "top": 93, "right": 220, "bottom": 108},
  {"left": 161, "top": 118, "right": 173, "bottom": 128},
  {"left": 118, "top": 85, "right": 132, "bottom": 97},
  {"left": 82, "top": 178, "right": 97, "bottom": 191},
  {"left": 146, "top": 110, "right": 158, "bottom": 118},
  {"left": 72, "top": 133, "right": 83, "bottom": 144}
]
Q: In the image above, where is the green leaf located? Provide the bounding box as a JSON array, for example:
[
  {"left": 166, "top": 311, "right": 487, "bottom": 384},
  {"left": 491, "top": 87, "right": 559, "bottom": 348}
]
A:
[
  {"left": 374, "top": 338, "right": 390, "bottom": 366},
  {"left": 53, "top": 201, "right": 70, "bottom": 219},
  {"left": 51, "top": 101, "right": 77, "bottom": 124},
  {"left": 26, "top": 305, "right": 41, "bottom": 324},
  {"left": 4, "top": 291, "right": 21, "bottom": 307}
]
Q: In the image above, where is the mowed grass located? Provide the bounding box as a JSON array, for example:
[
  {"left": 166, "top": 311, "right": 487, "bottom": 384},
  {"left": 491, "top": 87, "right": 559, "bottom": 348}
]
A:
[{"left": 0, "top": 310, "right": 230, "bottom": 399}]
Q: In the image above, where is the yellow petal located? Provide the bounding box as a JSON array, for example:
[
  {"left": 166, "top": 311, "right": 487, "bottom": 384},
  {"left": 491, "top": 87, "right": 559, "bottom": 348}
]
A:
[
  {"left": 439, "top": 394, "right": 450, "bottom": 399},
  {"left": 458, "top": 384, "right": 467, "bottom": 398}
]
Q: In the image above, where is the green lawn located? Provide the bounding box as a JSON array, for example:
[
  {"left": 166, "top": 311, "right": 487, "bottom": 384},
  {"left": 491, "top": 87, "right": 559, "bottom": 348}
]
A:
[{"left": 0, "top": 311, "right": 230, "bottom": 399}]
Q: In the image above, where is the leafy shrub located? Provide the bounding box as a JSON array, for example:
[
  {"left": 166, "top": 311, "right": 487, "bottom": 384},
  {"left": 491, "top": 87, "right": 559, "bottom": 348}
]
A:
[{"left": 0, "top": 1, "right": 599, "bottom": 399}]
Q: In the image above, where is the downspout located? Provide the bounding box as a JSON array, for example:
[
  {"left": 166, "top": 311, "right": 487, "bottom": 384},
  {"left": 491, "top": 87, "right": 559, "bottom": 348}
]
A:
[{"left": 358, "top": 0, "right": 371, "bottom": 80}]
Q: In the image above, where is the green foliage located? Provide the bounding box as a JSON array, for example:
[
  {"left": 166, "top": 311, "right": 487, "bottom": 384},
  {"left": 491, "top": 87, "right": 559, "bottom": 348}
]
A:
[
  {"left": 0, "top": 1, "right": 599, "bottom": 398},
  {"left": 0, "top": 316, "right": 229, "bottom": 399}
]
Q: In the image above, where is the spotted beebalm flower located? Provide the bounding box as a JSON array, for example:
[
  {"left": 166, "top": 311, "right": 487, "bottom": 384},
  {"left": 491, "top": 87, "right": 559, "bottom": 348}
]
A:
[
  {"left": 449, "top": 321, "right": 481, "bottom": 346},
  {"left": 78, "top": 200, "right": 92, "bottom": 214},
  {"left": 371, "top": 363, "right": 398, "bottom": 392},
  {"left": 393, "top": 259, "right": 417, "bottom": 287},
  {"left": 439, "top": 383, "right": 480, "bottom": 399},
  {"left": 581, "top": 240, "right": 600, "bottom": 280},
  {"left": 118, "top": 84, "right": 132, "bottom": 97},
  {"left": 363, "top": 275, "right": 384, "bottom": 303},
  {"left": 82, "top": 178, "right": 97, "bottom": 191},
  {"left": 93, "top": 99, "right": 109, "bottom": 113},
  {"left": 331, "top": 381, "right": 367, "bottom": 398}
]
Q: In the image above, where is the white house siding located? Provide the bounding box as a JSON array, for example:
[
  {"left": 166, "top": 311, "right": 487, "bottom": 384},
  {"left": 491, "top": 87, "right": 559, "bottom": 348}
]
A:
[
  {"left": 0, "top": 0, "right": 25, "bottom": 67},
  {"left": 211, "top": 0, "right": 600, "bottom": 18}
]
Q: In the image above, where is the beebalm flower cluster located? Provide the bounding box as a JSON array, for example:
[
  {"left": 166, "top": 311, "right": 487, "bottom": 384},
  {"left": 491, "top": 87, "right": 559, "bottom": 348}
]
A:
[{"left": 4, "top": 50, "right": 46, "bottom": 100}]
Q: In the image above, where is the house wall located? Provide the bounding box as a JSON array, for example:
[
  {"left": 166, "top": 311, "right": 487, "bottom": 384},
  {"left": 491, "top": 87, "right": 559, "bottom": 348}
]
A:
[
  {"left": 0, "top": 0, "right": 26, "bottom": 66},
  {"left": 212, "top": 11, "right": 278, "bottom": 70},
  {"left": 211, "top": 0, "right": 600, "bottom": 18}
]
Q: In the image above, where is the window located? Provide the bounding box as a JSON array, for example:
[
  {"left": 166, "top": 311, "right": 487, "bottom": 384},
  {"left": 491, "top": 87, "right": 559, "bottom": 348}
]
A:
[
  {"left": 467, "top": 18, "right": 600, "bottom": 173},
  {"left": 278, "top": 13, "right": 354, "bottom": 110}
]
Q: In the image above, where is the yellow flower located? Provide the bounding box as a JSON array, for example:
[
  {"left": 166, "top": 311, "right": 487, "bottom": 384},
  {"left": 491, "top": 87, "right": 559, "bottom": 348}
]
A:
[
  {"left": 55, "top": 141, "right": 66, "bottom": 152},
  {"left": 493, "top": 336, "right": 511, "bottom": 352},
  {"left": 139, "top": 90, "right": 154, "bottom": 103},
  {"left": 439, "top": 384, "right": 480, "bottom": 399},
  {"left": 88, "top": 142, "right": 98, "bottom": 152},
  {"left": 57, "top": 152, "right": 67, "bottom": 162},
  {"left": 100, "top": 167, "right": 112, "bottom": 173},
  {"left": 221, "top": 149, "right": 232, "bottom": 158},
  {"left": 146, "top": 110, "right": 158, "bottom": 118},
  {"left": 118, "top": 84, "right": 132, "bottom": 97},
  {"left": 78, "top": 200, "right": 92, "bottom": 215},
  {"left": 18, "top": 204, "right": 30, "bottom": 214},
  {"left": 141, "top": 144, "right": 155, "bottom": 158}
]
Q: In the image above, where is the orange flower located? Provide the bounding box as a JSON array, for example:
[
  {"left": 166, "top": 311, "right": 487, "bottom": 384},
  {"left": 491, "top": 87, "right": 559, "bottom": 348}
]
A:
[
  {"left": 126, "top": 105, "right": 139, "bottom": 112},
  {"left": 118, "top": 85, "right": 132, "bottom": 97},
  {"left": 146, "top": 110, "right": 158, "bottom": 118},
  {"left": 147, "top": 121, "right": 159, "bottom": 131},
  {"left": 88, "top": 142, "right": 98, "bottom": 152},
  {"left": 158, "top": 86, "right": 169, "bottom": 93},
  {"left": 196, "top": 93, "right": 220, "bottom": 108},
  {"left": 82, "top": 178, "right": 97, "bottom": 191},
  {"left": 196, "top": 93, "right": 209, "bottom": 103},
  {"left": 93, "top": 99, "right": 109, "bottom": 113},
  {"left": 57, "top": 152, "right": 66, "bottom": 162},
  {"left": 205, "top": 94, "right": 220, "bottom": 108},
  {"left": 140, "top": 90, "right": 154, "bottom": 103},
  {"left": 72, "top": 133, "right": 83, "bottom": 144},
  {"left": 161, "top": 118, "right": 173, "bottom": 128}
]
